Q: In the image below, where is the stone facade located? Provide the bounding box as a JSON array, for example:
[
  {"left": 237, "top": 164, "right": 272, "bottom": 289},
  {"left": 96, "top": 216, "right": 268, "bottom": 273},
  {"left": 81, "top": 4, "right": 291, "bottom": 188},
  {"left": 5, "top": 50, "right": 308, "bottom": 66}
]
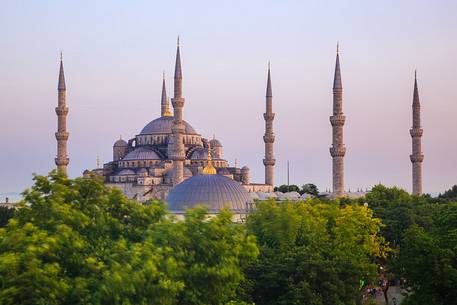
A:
[
  {"left": 263, "top": 64, "right": 275, "bottom": 186},
  {"left": 55, "top": 55, "right": 69, "bottom": 175},
  {"left": 329, "top": 47, "right": 346, "bottom": 197},
  {"left": 410, "top": 72, "right": 424, "bottom": 195}
]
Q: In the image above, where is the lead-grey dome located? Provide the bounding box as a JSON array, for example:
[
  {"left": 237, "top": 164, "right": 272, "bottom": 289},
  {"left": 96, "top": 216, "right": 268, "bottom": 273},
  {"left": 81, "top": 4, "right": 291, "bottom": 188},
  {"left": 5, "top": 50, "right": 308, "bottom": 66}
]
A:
[
  {"left": 123, "top": 147, "right": 161, "bottom": 160},
  {"left": 167, "top": 174, "right": 251, "bottom": 213},
  {"left": 114, "top": 139, "right": 128, "bottom": 147},
  {"left": 209, "top": 138, "right": 222, "bottom": 147},
  {"left": 140, "top": 116, "right": 197, "bottom": 135}
]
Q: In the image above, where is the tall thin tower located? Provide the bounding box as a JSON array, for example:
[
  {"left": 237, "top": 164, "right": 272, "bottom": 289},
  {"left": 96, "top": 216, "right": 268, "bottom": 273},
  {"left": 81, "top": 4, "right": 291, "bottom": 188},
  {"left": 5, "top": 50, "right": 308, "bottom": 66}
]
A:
[
  {"left": 161, "top": 72, "right": 172, "bottom": 117},
  {"left": 171, "top": 38, "right": 186, "bottom": 185},
  {"left": 410, "top": 71, "right": 424, "bottom": 195},
  {"left": 263, "top": 63, "right": 275, "bottom": 186},
  {"left": 55, "top": 52, "right": 69, "bottom": 175},
  {"left": 329, "top": 44, "right": 346, "bottom": 197}
]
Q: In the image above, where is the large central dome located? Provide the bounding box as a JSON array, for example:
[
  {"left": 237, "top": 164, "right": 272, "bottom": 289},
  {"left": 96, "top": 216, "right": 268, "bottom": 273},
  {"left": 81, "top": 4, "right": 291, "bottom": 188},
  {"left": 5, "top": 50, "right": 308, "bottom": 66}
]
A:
[
  {"left": 167, "top": 174, "right": 252, "bottom": 213},
  {"left": 140, "top": 116, "right": 197, "bottom": 135}
]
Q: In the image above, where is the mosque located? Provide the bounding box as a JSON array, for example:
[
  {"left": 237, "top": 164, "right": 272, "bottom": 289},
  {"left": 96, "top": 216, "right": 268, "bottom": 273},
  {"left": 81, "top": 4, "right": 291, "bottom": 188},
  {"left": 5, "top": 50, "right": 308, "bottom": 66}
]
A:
[
  {"left": 74, "top": 40, "right": 274, "bottom": 216},
  {"left": 53, "top": 39, "right": 425, "bottom": 215}
]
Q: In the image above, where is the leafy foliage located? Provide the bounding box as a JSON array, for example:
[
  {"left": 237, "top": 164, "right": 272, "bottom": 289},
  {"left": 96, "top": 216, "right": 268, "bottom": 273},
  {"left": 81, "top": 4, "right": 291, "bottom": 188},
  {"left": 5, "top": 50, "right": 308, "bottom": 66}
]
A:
[
  {"left": 439, "top": 184, "right": 457, "bottom": 200},
  {"left": 274, "top": 184, "right": 300, "bottom": 193},
  {"left": 301, "top": 183, "right": 319, "bottom": 196},
  {"left": 396, "top": 203, "right": 457, "bottom": 305},
  {"left": 241, "top": 199, "right": 387, "bottom": 305},
  {"left": 0, "top": 172, "right": 257, "bottom": 305},
  {"left": 0, "top": 206, "right": 15, "bottom": 227}
]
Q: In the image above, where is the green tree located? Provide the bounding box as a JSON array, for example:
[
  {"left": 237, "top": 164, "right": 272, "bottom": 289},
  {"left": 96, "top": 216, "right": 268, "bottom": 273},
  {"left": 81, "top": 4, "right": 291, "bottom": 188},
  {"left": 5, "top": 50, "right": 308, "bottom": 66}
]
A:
[
  {"left": 0, "top": 206, "right": 15, "bottom": 227},
  {"left": 396, "top": 203, "right": 457, "bottom": 305},
  {"left": 274, "top": 185, "right": 300, "bottom": 193},
  {"left": 241, "top": 199, "right": 388, "bottom": 305},
  {"left": 301, "top": 183, "right": 319, "bottom": 196},
  {"left": 439, "top": 184, "right": 457, "bottom": 200},
  {"left": 0, "top": 172, "right": 257, "bottom": 305}
]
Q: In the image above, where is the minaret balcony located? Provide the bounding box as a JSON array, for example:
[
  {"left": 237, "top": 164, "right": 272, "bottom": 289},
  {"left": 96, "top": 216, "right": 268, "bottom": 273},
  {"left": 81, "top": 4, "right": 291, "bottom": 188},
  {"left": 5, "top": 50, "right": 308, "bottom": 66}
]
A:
[
  {"left": 330, "top": 146, "right": 346, "bottom": 157},
  {"left": 263, "top": 158, "right": 276, "bottom": 166},
  {"left": 171, "top": 98, "right": 185, "bottom": 108},
  {"left": 55, "top": 132, "right": 69, "bottom": 141},
  {"left": 55, "top": 157, "right": 69, "bottom": 166},
  {"left": 410, "top": 154, "right": 424, "bottom": 163},
  {"left": 55, "top": 107, "right": 69, "bottom": 115},
  {"left": 410, "top": 128, "right": 423, "bottom": 137},
  {"left": 263, "top": 134, "right": 275, "bottom": 143},
  {"left": 330, "top": 115, "right": 345, "bottom": 126},
  {"left": 263, "top": 113, "right": 275, "bottom": 120}
]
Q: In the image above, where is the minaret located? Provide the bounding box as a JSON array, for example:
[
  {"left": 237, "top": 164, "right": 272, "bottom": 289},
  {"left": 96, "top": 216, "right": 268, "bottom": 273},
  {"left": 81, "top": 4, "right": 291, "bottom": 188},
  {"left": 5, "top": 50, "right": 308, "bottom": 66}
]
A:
[
  {"left": 161, "top": 72, "right": 172, "bottom": 117},
  {"left": 170, "top": 37, "right": 186, "bottom": 185},
  {"left": 263, "top": 62, "right": 275, "bottom": 186},
  {"left": 410, "top": 71, "right": 424, "bottom": 195},
  {"left": 329, "top": 44, "right": 346, "bottom": 197},
  {"left": 55, "top": 52, "right": 69, "bottom": 175}
]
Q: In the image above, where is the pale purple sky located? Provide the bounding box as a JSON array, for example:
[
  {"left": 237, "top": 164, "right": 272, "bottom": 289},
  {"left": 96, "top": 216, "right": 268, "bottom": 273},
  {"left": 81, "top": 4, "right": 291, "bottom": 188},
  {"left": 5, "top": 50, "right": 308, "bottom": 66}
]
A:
[{"left": 1, "top": 0, "right": 457, "bottom": 197}]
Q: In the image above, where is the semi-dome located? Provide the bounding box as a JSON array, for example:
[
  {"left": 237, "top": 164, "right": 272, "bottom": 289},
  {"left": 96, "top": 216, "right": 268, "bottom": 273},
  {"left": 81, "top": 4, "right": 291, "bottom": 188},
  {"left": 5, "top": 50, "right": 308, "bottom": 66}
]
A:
[
  {"left": 167, "top": 174, "right": 251, "bottom": 213},
  {"left": 190, "top": 147, "right": 208, "bottom": 160},
  {"left": 140, "top": 116, "right": 197, "bottom": 135},
  {"left": 117, "top": 169, "right": 136, "bottom": 175},
  {"left": 123, "top": 147, "right": 161, "bottom": 160}
]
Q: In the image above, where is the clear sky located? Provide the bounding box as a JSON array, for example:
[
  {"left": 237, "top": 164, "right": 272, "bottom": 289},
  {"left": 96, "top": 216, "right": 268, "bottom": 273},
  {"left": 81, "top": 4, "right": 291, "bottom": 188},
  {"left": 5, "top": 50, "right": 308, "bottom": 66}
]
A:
[{"left": 1, "top": 0, "right": 456, "bottom": 198}]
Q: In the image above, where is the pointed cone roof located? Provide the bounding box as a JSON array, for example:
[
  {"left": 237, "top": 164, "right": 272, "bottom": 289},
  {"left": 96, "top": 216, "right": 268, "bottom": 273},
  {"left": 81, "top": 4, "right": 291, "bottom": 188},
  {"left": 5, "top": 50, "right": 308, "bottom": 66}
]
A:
[
  {"left": 333, "top": 46, "right": 342, "bottom": 89},
  {"left": 266, "top": 63, "right": 272, "bottom": 97},
  {"left": 413, "top": 71, "right": 420, "bottom": 105},
  {"left": 58, "top": 54, "right": 66, "bottom": 90},
  {"left": 161, "top": 72, "right": 167, "bottom": 105},
  {"left": 174, "top": 38, "right": 182, "bottom": 79}
]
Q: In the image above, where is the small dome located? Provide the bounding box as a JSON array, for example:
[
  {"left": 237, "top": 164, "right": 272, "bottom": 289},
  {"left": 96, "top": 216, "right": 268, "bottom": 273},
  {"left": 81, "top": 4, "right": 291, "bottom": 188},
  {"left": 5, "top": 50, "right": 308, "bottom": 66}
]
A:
[
  {"left": 167, "top": 174, "right": 252, "bottom": 212},
  {"left": 118, "top": 169, "right": 136, "bottom": 175},
  {"left": 300, "top": 193, "right": 313, "bottom": 200},
  {"left": 114, "top": 138, "right": 128, "bottom": 147},
  {"left": 257, "top": 192, "right": 278, "bottom": 200},
  {"left": 190, "top": 147, "right": 208, "bottom": 160},
  {"left": 284, "top": 192, "right": 300, "bottom": 200},
  {"left": 241, "top": 166, "right": 250, "bottom": 171},
  {"left": 137, "top": 168, "right": 148, "bottom": 174},
  {"left": 123, "top": 147, "right": 161, "bottom": 160},
  {"left": 140, "top": 116, "right": 197, "bottom": 135},
  {"left": 209, "top": 138, "right": 222, "bottom": 147}
]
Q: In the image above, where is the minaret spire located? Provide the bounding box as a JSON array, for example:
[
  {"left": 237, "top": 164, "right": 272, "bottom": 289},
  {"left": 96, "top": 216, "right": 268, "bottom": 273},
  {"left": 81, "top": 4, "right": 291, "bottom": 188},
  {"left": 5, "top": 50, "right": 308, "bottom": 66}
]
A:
[
  {"left": 330, "top": 44, "right": 346, "bottom": 197},
  {"left": 161, "top": 71, "right": 172, "bottom": 116},
  {"left": 169, "top": 37, "right": 186, "bottom": 185},
  {"left": 410, "top": 71, "right": 424, "bottom": 195},
  {"left": 263, "top": 62, "right": 275, "bottom": 186},
  {"left": 55, "top": 53, "right": 69, "bottom": 175}
]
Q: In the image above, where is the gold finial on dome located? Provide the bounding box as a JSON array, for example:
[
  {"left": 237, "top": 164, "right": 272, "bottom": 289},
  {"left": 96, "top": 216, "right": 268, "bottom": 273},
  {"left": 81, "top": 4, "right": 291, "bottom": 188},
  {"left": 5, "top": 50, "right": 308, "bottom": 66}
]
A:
[{"left": 202, "top": 142, "right": 217, "bottom": 175}]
